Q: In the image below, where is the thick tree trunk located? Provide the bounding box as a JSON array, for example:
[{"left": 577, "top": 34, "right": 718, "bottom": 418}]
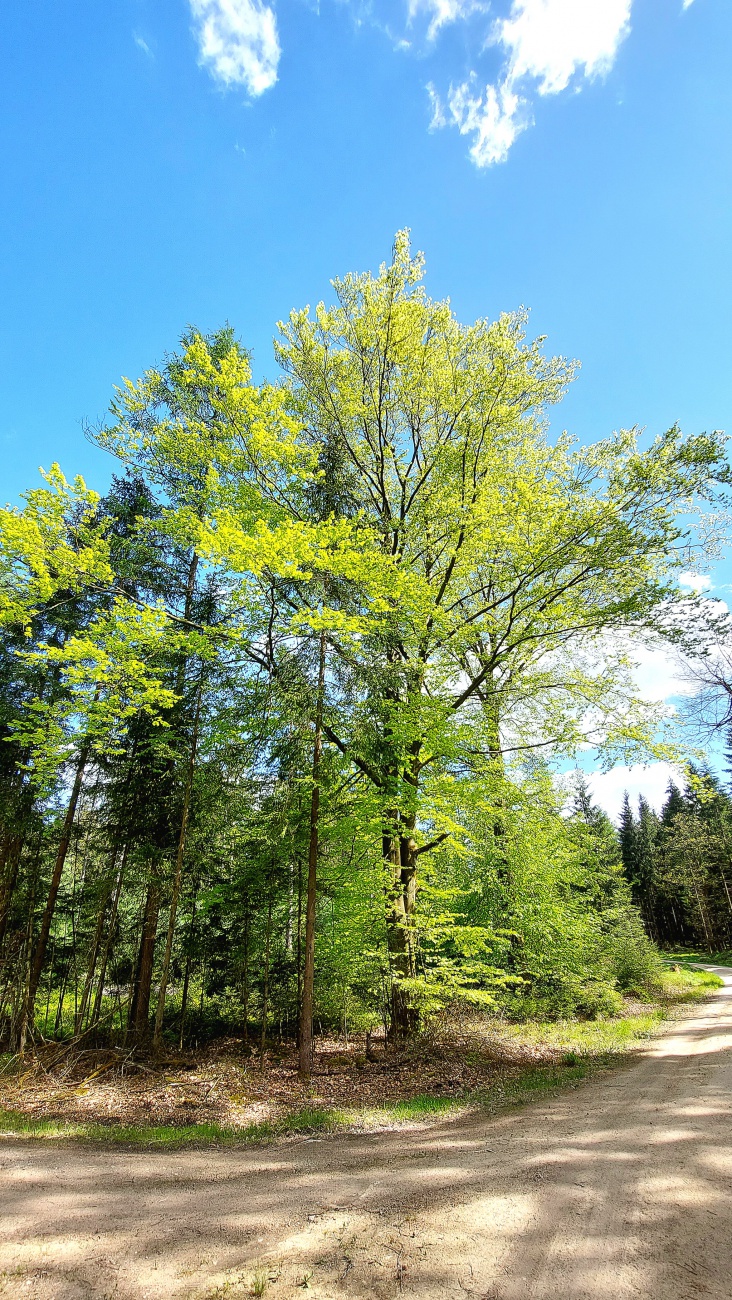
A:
[
  {"left": 385, "top": 822, "right": 419, "bottom": 1038},
  {"left": 20, "top": 741, "right": 90, "bottom": 1048},
  {"left": 298, "top": 631, "right": 325, "bottom": 1080},
  {"left": 128, "top": 879, "right": 161, "bottom": 1043}
]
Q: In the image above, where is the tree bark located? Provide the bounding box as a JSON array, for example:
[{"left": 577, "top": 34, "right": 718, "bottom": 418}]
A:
[
  {"left": 260, "top": 885, "right": 273, "bottom": 1060},
  {"left": 239, "top": 896, "right": 250, "bottom": 1044},
  {"left": 21, "top": 740, "right": 90, "bottom": 1048},
  {"left": 128, "top": 879, "right": 161, "bottom": 1043},
  {"left": 385, "top": 821, "right": 419, "bottom": 1038},
  {"left": 177, "top": 880, "right": 199, "bottom": 1050},
  {"left": 153, "top": 671, "right": 203, "bottom": 1050},
  {"left": 89, "top": 844, "right": 127, "bottom": 1030},
  {"left": 298, "top": 631, "right": 326, "bottom": 1080},
  {"left": 0, "top": 836, "right": 24, "bottom": 952}
]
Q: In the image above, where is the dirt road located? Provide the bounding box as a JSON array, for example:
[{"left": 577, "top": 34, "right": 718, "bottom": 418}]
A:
[{"left": 2, "top": 967, "right": 731, "bottom": 1300}]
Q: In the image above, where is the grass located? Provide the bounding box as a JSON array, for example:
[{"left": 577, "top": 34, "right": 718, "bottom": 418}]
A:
[
  {"left": 664, "top": 947, "right": 732, "bottom": 968},
  {"left": 0, "top": 1104, "right": 346, "bottom": 1148},
  {"left": 0, "top": 967, "right": 722, "bottom": 1150}
]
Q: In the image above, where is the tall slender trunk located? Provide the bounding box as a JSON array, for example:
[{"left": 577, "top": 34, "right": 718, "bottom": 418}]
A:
[
  {"left": 296, "top": 856, "right": 303, "bottom": 1040},
  {"left": 239, "top": 896, "right": 250, "bottom": 1043},
  {"left": 21, "top": 740, "right": 90, "bottom": 1047},
  {"left": 298, "top": 631, "right": 325, "bottom": 1080},
  {"left": 178, "top": 880, "right": 199, "bottom": 1051},
  {"left": 54, "top": 953, "right": 70, "bottom": 1037},
  {"left": 128, "top": 879, "right": 161, "bottom": 1043},
  {"left": 0, "top": 836, "right": 24, "bottom": 952},
  {"left": 75, "top": 849, "right": 120, "bottom": 1034},
  {"left": 284, "top": 859, "right": 294, "bottom": 953},
  {"left": 153, "top": 672, "right": 204, "bottom": 1050},
  {"left": 260, "top": 885, "right": 273, "bottom": 1059},
  {"left": 90, "top": 845, "right": 128, "bottom": 1030}
]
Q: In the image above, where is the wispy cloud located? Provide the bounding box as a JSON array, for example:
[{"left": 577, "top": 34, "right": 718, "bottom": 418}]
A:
[
  {"left": 430, "top": 74, "right": 528, "bottom": 166},
  {"left": 134, "top": 32, "right": 154, "bottom": 58},
  {"left": 430, "top": 0, "right": 633, "bottom": 166},
  {"left": 188, "top": 0, "right": 280, "bottom": 96},
  {"left": 409, "top": 0, "right": 487, "bottom": 41}
]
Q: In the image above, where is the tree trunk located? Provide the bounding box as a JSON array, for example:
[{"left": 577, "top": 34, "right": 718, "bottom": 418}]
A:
[
  {"left": 260, "top": 885, "right": 273, "bottom": 1060},
  {"left": 296, "top": 856, "right": 303, "bottom": 1040},
  {"left": 75, "top": 850, "right": 120, "bottom": 1034},
  {"left": 178, "top": 881, "right": 199, "bottom": 1050},
  {"left": 153, "top": 672, "right": 203, "bottom": 1050},
  {"left": 298, "top": 631, "right": 325, "bottom": 1080},
  {"left": 90, "top": 844, "right": 127, "bottom": 1030},
  {"left": 20, "top": 741, "right": 90, "bottom": 1048},
  {"left": 0, "top": 836, "right": 24, "bottom": 952},
  {"left": 385, "top": 822, "right": 419, "bottom": 1038},
  {"left": 239, "top": 896, "right": 250, "bottom": 1043},
  {"left": 128, "top": 879, "right": 161, "bottom": 1043}
]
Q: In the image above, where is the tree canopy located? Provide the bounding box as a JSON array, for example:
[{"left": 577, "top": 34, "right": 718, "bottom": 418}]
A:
[{"left": 0, "top": 234, "right": 728, "bottom": 1055}]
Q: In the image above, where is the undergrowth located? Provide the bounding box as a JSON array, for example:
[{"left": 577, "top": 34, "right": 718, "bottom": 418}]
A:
[{"left": 0, "top": 967, "right": 721, "bottom": 1149}]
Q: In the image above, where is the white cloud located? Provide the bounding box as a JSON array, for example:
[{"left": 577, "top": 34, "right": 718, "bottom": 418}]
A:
[
  {"left": 679, "top": 571, "right": 713, "bottom": 594},
  {"left": 431, "top": 0, "right": 633, "bottom": 166},
  {"left": 497, "top": 0, "right": 632, "bottom": 96},
  {"left": 586, "top": 761, "right": 683, "bottom": 822},
  {"left": 189, "top": 0, "right": 280, "bottom": 96},
  {"left": 627, "top": 640, "right": 698, "bottom": 705},
  {"left": 409, "top": 0, "right": 487, "bottom": 41},
  {"left": 431, "top": 75, "right": 529, "bottom": 166}
]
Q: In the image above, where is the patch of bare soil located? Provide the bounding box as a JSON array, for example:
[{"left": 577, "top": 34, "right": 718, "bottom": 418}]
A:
[
  {"left": 0, "top": 1021, "right": 562, "bottom": 1129},
  {"left": 1, "top": 966, "right": 731, "bottom": 1300}
]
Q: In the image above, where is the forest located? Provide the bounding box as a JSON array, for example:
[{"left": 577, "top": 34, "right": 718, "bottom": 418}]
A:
[{"left": 1, "top": 235, "right": 731, "bottom": 1073}]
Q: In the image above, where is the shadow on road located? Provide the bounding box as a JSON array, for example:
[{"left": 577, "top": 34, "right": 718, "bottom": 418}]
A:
[{"left": 2, "top": 967, "right": 731, "bottom": 1299}]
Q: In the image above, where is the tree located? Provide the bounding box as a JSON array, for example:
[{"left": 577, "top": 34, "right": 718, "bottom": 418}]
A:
[{"left": 272, "top": 231, "right": 729, "bottom": 1032}]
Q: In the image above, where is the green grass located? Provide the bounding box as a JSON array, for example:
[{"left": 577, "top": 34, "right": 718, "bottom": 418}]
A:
[
  {"left": 0, "top": 1104, "right": 346, "bottom": 1148},
  {"left": 499, "top": 1008, "right": 665, "bottom": 1055},
  {"left": 664, "top": 947, "right": 732, "bottom": 969},
  {"left": 382, "top": 1093, "right": 460, "bottom": 1121},
  {"left": 1, "top": 967, "right": 721, "bottom": 1149}
]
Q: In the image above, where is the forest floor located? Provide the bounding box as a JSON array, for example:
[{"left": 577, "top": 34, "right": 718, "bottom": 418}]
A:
[
  {"left": 0, "top": 969, "right": 717, "bottom": 1144},
  {"left": 1, "top": 964, "right": 730, "bottom": 1300}
]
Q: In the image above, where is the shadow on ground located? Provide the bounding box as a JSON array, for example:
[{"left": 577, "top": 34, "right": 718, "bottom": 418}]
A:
[{"left": 2, "top": 966, "right": 731, "bottom": 1299}]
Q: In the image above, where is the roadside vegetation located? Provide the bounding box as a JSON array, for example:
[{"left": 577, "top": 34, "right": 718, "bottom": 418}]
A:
[{"left": 0, "top": 965, "right": 720, "bottom": 1147}]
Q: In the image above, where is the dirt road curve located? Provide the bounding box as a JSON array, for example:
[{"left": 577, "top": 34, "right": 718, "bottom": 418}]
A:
[{"left": 2, "top": 967, "right": 732, "bottom": 1300}]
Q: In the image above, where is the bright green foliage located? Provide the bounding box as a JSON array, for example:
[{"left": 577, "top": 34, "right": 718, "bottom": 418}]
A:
[{"left": 0, "top": 238, "right": 728, "bottom": 1052}]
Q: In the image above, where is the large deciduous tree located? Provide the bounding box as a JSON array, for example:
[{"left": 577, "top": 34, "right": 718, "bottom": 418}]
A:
[{"left": 274, "top": 231, "right": 729, "bottom": 1033}]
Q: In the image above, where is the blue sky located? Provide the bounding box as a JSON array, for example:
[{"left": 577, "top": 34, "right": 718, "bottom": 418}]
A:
[{"left": 1, "top": 0, "right": 730, "bottom": 811}]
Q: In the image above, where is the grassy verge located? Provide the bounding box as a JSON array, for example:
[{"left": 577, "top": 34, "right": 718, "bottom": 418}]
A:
[
  {"left": 0, "top": 967, "right": 721, "bottom": 1149},
  {"left": 663, "top": 947, "right": 732, "bottom": 968},
  {"left": 0, "top": 1104, "right": 346, "bottom": 1148}
]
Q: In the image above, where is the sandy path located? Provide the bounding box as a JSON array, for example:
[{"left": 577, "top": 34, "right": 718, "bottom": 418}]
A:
[{"left": 2, "top": 966, "right": 731, "bottom": 1300}]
